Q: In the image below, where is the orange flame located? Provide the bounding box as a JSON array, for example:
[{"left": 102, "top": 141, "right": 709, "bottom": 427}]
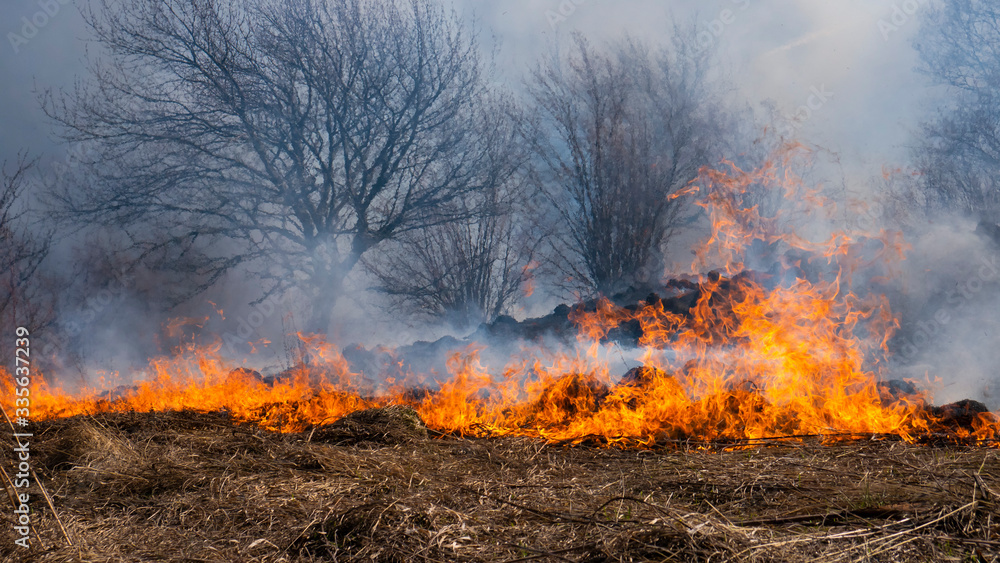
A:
[{"left": 6, "top": 148, "right": 997, "bottom": 447}]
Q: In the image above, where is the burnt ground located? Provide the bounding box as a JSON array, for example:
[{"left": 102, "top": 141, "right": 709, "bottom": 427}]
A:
[{"left": 2, "top": 410, "right": 1000, "bottom": 562}]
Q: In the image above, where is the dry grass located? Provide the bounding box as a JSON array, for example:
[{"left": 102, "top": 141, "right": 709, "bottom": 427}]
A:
[{"left": 2, "top": 410, "right": 1000, "bottom": 562}]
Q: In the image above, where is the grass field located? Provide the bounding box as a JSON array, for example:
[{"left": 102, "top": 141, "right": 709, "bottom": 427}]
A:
[{"left": 2, "top": 409, "right": 999, "bottom": 562}]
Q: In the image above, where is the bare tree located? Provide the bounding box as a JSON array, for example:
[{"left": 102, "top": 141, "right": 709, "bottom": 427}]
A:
[
  {"left": 364, "top": 101, "right": 535, "bottom": 326},
  {"left": 912, "top": 0, "right": 1000, "bottom": 222},
  {"left": 525, "top": 33, "right": 726, "bottom": 297},
  {"left": 724, "top": 101, "right": 793, "bottom": 220},
  {"left": 365, "top": 203, "right": 535, "bottom": 327},
  {"left": 45, "top": 0, "right": 514, "bottom": 333},
  {"left": 0, "top": 157, "right": 53, "bottom": 335}
]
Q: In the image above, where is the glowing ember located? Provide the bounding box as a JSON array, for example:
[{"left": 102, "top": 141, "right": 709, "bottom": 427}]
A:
[{"left": 6, "top": 151, "right": 998, "bottom": 447}]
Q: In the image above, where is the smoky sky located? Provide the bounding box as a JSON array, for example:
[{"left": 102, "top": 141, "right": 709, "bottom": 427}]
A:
[
  {"left": 0, "top": 0, "right": 936, "bottom": 178},
  {"left": 0, "top": 0, "right": 943, "bottom": 352},
  {"left": 4, "top": 0, "right": 992, "bottom": 404},
  {"left": 1, "top": 0, "right": 89, "bottom": 164}
]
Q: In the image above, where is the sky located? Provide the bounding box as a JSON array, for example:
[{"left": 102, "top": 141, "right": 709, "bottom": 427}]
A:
[
  {"left": 471, "top": 0, "right": 936, "bottom": 168},
  {"left": 0, "top": 0, "right": 937, "bottom": 176}
]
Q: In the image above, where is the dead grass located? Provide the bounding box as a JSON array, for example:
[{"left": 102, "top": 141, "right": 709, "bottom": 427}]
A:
[{"left": 2, "top": 410, "right": 1000, "bottom": 562}]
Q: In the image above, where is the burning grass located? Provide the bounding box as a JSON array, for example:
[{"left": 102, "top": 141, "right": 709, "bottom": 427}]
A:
[
  {"left": 6, "top": 150, "right": 1000, "bottom": 560},
  {"left": 3, "top": 409, "right": 1000, "bottom": 562},
  {"left": 11, "top": 149, "right": 987, "bottom": 448}
]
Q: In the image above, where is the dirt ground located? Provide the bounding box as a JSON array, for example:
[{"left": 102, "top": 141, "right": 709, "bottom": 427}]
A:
[{"left": 2, "top": 409, "right": 1000, "bottom": 562}]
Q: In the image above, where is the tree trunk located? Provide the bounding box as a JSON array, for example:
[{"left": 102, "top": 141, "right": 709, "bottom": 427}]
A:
[{"left": 306, "top": 269, "right": 350, "bottom": 334}]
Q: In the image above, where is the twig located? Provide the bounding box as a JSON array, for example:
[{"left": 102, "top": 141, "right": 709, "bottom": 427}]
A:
[
  {"left": 704, "top": 499, "right": 734, "bottom": 527},
  {"left": 930, "top": 536, "right": 1000, "bottom": 548},
  {"left": 492, "top": 496, "right": 595, "bottom": 525},
  {"left": 281, "top": 517, "right": 318, "bottom": 553},
  {"left": 826, "top": 502, "right": 975, "bottom": 562},
  {"left": 973, "top": 472, "right": 997, "bottom": 502},
  {"left": 738, "top": 507, "right": 909, "bottom": 527},
  {"left": 586, "top": 495, "right": 691, "bottom": 530},
  {"left": 501, "top": 543, "right": 580, "bottom": 563},
  {"left": 33, "top": 468, "right": 71, "bottom": 546}
]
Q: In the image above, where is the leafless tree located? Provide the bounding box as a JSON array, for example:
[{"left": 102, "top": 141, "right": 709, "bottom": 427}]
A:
[
  {"left": 44, "top": 0, "right": 515, "bottom": 333},
  {"left": 525, "top": 33, "right": 727, "bottom": 297},
  {"left": 725, "top": 101, "right": 793, "bottom": 220},
  {"left": 0, "top": 157, "right": 53, "bottom": 335},
  {"left": 913, "top": 0, "right": 1000, "bottom": 222},
  {"left": 364, "top": 101, "right": 535, "bottom": 326},
  {"left": 365, "top": 197, "right": 536, "bottom": 327}
]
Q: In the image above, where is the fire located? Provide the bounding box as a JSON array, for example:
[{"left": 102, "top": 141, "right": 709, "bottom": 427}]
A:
[{"left": 6, "top": 149, "right": 998, "bottom": 447}]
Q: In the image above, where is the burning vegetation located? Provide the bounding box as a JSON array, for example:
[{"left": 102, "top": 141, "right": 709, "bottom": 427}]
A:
[
  {"left": 5, "top": 146, "right": 1000, "bottom": 562},
  {"left": 7, "top": 152, "right": 997, "bottom": 449},
  {"left": 8, "top": 1, "right": 1000, "bottom": 561}
]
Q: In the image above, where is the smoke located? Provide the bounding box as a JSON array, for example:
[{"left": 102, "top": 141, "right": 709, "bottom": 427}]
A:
[
  {"left": 886, "top": 216, "right": 1000, "bottom": 408},
  {"left": 0, "top": 0, "right": 995, "bottom": 415}
]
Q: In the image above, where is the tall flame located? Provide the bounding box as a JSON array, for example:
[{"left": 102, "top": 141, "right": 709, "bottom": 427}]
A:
[{"left": 6, "top": 148, "right": 997, "bottom": 446}]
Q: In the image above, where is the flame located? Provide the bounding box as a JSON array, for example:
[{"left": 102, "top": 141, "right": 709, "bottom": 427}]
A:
[{"left": 6, "top": 148, "right": 998, "bottom": 447}]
